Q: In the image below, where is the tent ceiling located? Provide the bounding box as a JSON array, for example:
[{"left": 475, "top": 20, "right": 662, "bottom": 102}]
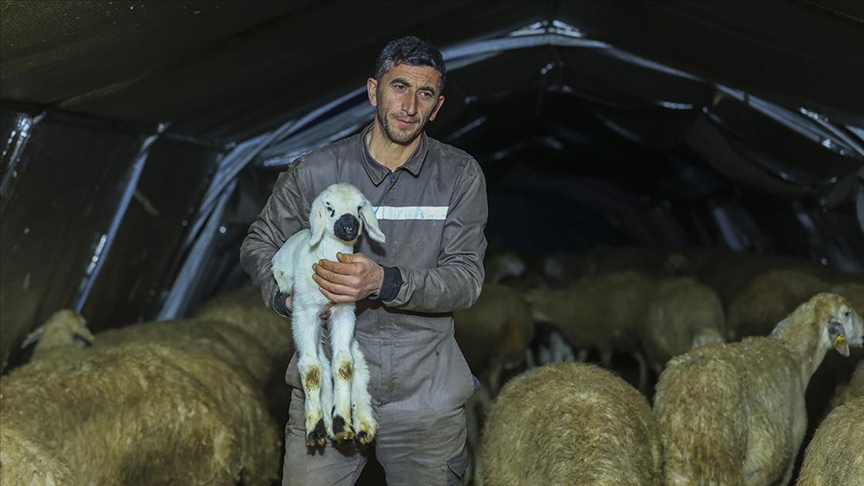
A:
[{"left": 2, "top": 1, "right": 863, "bottom": 143}]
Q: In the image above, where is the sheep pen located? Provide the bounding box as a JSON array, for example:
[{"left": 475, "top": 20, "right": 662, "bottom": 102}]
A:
[
  {"left": 481, "top": 362, "right": 663, "bottom": 486},
  {"left": 654, "top": 292, "right": 864, "bottom": 486}
]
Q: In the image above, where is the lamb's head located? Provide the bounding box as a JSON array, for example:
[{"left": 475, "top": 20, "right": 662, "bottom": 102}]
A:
[
  {"left": 808, "top": 292, "right": 864, "bottom": 357},
  {"left": 309, "top": 183, "right": 386, "bottom": 246}
]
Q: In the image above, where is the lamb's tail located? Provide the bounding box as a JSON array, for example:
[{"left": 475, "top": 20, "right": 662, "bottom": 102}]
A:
[{"left": 655, "top": 355, "right": 747, "bottom": 486}]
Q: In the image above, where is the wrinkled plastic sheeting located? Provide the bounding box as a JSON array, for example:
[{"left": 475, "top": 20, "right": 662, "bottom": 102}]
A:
[
  {"left": 0, "top": 106, "right": 221, "bottom": 370},
  {"left": 79, "top": 137, "right": 221, "bottom": 331},
  {"left": 0, "top": 108, "right": 148, "bottom": 368}
]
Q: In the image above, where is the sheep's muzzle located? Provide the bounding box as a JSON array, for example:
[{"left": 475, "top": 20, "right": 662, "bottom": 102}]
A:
[{"left": 334, "top": 214, "right": 360, "bottom": 241}]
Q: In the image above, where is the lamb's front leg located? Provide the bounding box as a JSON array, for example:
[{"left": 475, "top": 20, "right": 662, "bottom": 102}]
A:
[
  {"left": 293, "top": 307, "right": 327, "bottom": 447},
  {"left": 329, "top": 304, "right": 356, "bottom": 443}
]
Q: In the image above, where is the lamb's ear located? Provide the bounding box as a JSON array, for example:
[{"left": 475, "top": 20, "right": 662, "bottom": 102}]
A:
[
  {"left": 309, "top": 198, "right": 327, "bottom": 246},
  {"left": 828, "top": 319, "right": 850, "bottom": 356},
  {"left": 360, "top": 202, "right": 386, "bottom": 244}
]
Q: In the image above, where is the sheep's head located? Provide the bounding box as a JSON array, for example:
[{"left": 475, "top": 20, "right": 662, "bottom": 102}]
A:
[
  {"left": 814, "top": 293, "right": 864, "bottom": 357},
  {"left": 309, "top": 183, "right": 386, "bottom": 246},
  {"left": 22, "top": 309, "right": 95, "bottom": 351}
]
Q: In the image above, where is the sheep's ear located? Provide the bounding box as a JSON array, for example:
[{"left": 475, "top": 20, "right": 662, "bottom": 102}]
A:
[
  {"left": 828, "top": 319, "right": 850, "bottom": 357},
  {"left": 75, "top": 325, "right": 96, "bottom": 345},
  {"left": 20, "top": 326, "right": 44, "bottom": 349},
  {"left": 360, "top": 202, "right": 386, "bottom": 244},
  {"left": 309, "top": 199, "right": 327, "bottom": 246}
]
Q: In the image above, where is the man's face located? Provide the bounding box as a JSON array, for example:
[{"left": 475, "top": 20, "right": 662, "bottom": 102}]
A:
[{"left": 367, "top": 62, "right": 445, "bottom": 146}]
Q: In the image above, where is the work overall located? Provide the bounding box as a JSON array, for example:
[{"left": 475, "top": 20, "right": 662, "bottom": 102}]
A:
[{"left": 240, "top": 124, "right": 488, "bottom": 485}]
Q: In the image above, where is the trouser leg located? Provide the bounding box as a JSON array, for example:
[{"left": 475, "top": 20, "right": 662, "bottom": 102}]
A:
[
  {"left": 282, "top": 388, "right": 371, "bottom": 486},
  {"left": 374, "top": 403, "right": 469, "bottom": 486}
]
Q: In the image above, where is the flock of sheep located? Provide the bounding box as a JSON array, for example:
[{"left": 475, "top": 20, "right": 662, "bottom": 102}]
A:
[
  {"left": 0, "top": 244, "right": 862, "bottom": 486},
  {"left": 458, "top": 245, "right": 864, "bottom": 486},
  {"left": 0, "top": 285, "right": 294, "bottom": 485}
]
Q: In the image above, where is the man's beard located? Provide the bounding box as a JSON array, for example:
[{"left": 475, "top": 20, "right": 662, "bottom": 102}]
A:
[{"left": 377, "top": 108, "right": 424, "bottom": 146}]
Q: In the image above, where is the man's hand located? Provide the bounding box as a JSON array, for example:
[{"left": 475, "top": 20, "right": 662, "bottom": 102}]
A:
[{"left": 312, "top": 252, "right": 384, "bottom": 303}]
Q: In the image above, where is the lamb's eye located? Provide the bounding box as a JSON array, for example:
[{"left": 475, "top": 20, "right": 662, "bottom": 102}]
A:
[
  {"left": 358, "top": 205, "right": 363, "bottom": 212},
  {"left": 325, "top": 204, "right": 335, "bottom": 217},
  {"left": 845, "top": 310, "right": 851, "bottom": 318}
]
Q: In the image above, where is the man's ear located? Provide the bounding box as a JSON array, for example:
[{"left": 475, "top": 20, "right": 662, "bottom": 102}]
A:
[
  {"left": 428, "top": 95, "right": 445, "bottom": 122},
  {"left": 367, "top": 78, "right": 378, "bottom": 107}
]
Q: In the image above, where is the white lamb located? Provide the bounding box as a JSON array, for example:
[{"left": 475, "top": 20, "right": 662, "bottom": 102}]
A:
[{"left": 271, "top": 182, "right": 385, "bottom": 447}]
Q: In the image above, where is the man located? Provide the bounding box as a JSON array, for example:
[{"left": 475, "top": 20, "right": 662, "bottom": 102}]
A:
[{"left": 240, "top": 35, "right": 488, "bottom": 485}]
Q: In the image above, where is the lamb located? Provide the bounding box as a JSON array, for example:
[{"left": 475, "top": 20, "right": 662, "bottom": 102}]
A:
[
  {"left": 271, "top": 182, "right": 385, "bottom": 447},
  {"left": 653, "top": 292, "right": 864, "bottom": 486},
  {"left": 640, "top": 276, "right": 726, "bottom": 376},
  {"left": 481, "top": 362, "right": 663, "bottom": 486}
]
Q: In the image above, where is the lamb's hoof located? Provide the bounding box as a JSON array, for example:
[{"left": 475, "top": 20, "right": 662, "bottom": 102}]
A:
[
  {"left": 332, "top": 415, "right": 355, "bottom": 442},
  {"left": 306, "top": 419, "right": 327, "bottom": 447},
  {"left": 356, "top": 429, "right": 376, "bottom": 445}
]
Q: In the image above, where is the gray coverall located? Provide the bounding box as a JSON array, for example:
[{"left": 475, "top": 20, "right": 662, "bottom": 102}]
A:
[{"left": 239, "top": 123, "right": 488, "bottom": 486}]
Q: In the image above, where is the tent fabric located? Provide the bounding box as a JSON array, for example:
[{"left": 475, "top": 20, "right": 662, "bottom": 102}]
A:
[{"left": 1, "top": 1, "right": 863, "bottom": 369}]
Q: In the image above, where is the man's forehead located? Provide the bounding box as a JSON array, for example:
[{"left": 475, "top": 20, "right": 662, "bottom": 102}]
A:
[{"left": 385, "top": 62, "right": 441, "bottom": 87}]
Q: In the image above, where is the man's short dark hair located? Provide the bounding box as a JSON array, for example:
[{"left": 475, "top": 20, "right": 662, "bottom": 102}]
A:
[{"left": 374, "top": 36, "right": 446, "bottom": 93}]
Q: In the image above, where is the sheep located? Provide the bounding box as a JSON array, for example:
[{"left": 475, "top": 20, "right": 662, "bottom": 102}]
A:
[
  {"left": 481, "top": 362, "right": 663, "bottom": 486},
  {"left": 525, "top": 271, "right": 654, "bottom": 392},
  {"left": 0, "top": 285, "right": 294, "bottom": 485},
  {"left": 271, "top": 182, "right": 385, "bottom": 447},
  {"left": 20, "top": 309, "right": 95, "bottom": 362},
  {"left": 653, "top": 292, "right": 864, "bottom": 486},
  {"left": 640, "top": 276, "right": 726, "bottom": 376},
  {"left": 725, "top": 268, "right": 831, "bottom": 340},
  {"left": 0, "top": 423, "right": 78, "bottom": 485},
  {"left": 454, "top": 282, "right": 535, "bottom": 396},
  {"left": 0, "top": 341, "right": 281, "bottom": 485},
  {"left": 796, "top": 396, "right": 864, "bottom": 486}
]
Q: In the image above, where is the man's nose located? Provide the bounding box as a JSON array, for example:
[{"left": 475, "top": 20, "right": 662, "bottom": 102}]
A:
[{"left": 402, "top": 93, "right": 418, "bottom": 116}]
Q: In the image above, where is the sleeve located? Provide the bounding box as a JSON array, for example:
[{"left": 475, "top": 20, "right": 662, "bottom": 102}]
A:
[
  {"left": 385, "top": 158, "right": 488, "bottom": 313},
  {"left": 239, "top": 162, "right": 310, "bottom": 315}
]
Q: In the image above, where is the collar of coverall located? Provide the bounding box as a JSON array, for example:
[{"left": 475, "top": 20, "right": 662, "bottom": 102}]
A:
[{"left": 359, "top": 122, "right": 429, "bottom": 186}]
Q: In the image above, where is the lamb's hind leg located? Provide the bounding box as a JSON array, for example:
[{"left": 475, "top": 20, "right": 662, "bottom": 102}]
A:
[
  {"left": 318, "top": 339, "right": 335, "bottom": 440},
  {"left": 351, "top": 339, "right": 377, "bottom": 445},
  {"left": 293, "top": 307, "right": 327, "bottom": 447},
  {"left": 329, "top": 305, "right": 356, "bottom": 443}
]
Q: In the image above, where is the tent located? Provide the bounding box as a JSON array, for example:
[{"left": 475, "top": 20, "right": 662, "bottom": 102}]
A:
[{"left": 2, "top": 0, "right": 863, "bottom": 369}]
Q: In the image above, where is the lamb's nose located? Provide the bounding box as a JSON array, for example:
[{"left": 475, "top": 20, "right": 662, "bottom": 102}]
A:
[{"left": 334, "top": 214, "right": 359, "bottom": 241}]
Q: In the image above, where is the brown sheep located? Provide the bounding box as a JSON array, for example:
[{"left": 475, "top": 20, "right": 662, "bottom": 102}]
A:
[
  {"left": 482, "top": 362, "right": 662, "bottom": 486},
  {"left": 654, "top": 293, "right": 864, "bottom": 486}
]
